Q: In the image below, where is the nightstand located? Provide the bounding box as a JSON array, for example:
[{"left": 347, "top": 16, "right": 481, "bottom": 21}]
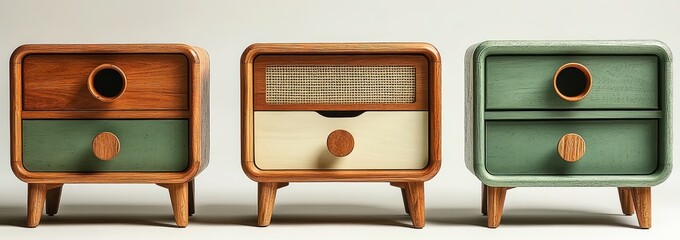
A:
[
  {"left": 241, "top": 43, "right": 441, "bottom": 228},
  {"left": 465, "top": 40, "right": 672, "bottom": 228},
  {"left": 10, "top": 44, "right": 209, "bottom": 227}
]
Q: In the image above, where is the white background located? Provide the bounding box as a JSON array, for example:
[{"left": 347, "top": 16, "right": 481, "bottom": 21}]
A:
[{"left": 1, "top": 0, "right": 678, "bottom": 239}]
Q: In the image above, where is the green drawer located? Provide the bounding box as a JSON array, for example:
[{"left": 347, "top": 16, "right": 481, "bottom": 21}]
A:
[
  {"left": 23, "top": 120, "right": 189, "bottom": 172},
  {"left": 486, "top": 120, "right": 658, "bottom": 175},
  {"left": 486, "top": 55, "right": 659, "bottom": 110}
]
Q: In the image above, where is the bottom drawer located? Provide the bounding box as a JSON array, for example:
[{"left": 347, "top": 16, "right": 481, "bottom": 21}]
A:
[
  {"left": 22, "top": 120, "right": 189, "bottom": 172},
  {"left": 486, "top": 120, "right": 658, "bottom": 175},
  {"left": 254, "top": 111, "right": 429, "bottom": 170}
]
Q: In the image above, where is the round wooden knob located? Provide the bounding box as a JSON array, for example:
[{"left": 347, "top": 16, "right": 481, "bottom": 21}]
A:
[
  {"left": 557, "top": 133, "right": 586, "bottom": 162},
  {"left": 92, "top": 132, "right": 120, "bottom": 160},
  {"left": 553, "top": 62, "right": 592, "bottom": 102},
  {"left": 326, "top": 129, "right": 354, "bottom": 157},
  {"left": 88, "top": 64, "right": 127, "bottom": 102}
]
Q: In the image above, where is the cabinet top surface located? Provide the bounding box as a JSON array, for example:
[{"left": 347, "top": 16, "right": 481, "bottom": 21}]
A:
[{"left": 469, "top": 40, "right": 672, "bottom": 62}]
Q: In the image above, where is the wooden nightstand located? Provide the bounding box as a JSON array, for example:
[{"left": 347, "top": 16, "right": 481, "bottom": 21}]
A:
[
  {"left": 465, "top": 40, "right": 672, "bottom": 228},
  {"left": 241, "top": 43, "right": 441, "bottom": 228},
  {"left": 10, "top": 44, "right": 210, "bottom": 227}
]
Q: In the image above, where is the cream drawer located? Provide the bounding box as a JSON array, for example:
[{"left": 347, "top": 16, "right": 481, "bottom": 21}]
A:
[{"left": 254, "top": 111, "right": 428, "bottom": 169}]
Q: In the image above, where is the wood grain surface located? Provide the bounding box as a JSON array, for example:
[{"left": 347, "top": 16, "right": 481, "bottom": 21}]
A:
[
  {"left": 485, "top": 55, "right": 658, "bottom": 110},
  {"left": 91, "top": 132, "right": 121, "bottom": 161},
  {"left": 556, "top": 133, "right": 586, "bottom": 162},
  {"left": 22, "top": 53, "right": 189, "bottom": 111}
]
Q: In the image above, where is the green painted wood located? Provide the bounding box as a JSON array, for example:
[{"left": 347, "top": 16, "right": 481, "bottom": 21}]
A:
[
  {"left": 465, "top": 40, "right": 672, "bottom": 187},
  {"left": 484, "top": 110, "right": 662, "bottom": 120},
  {"left": 486, "top": 55, "right": 658, "bottom": 109},
  {"left": 23, "top": 120, "right": 189, "bottom": 172},
  {"left": 486, "top": 120, "right": 658, "bottom": 175}
]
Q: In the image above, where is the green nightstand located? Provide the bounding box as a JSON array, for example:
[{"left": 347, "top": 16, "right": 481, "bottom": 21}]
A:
[{"left": 465, "top": 40, "right": 672, "bottom": 228}]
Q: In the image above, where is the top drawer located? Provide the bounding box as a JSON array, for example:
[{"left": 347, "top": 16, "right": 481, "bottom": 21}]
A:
[
  {"left": 485, "top": 55, "right": 659, "bottom": 110},
  {"left": 22, "top": 54, "right": 189, "bottom": 111}
]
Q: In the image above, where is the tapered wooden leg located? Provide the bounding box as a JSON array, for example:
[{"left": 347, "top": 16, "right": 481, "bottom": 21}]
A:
[
  {"left": 390, "top": 182, "right": 410, "bottom": 215},
  {"left": 404, "top": 182, "right": 425, "bottom": 228},
  {"left": 390, "top": 182, "right": 424, "bottom": 228},
  {"left": 482, "top": 184, "right": 488, "bottom": 216},
  {"left": 487, "top": 186, "right": 508, "bottom": 228},
  {"left": 27, "top": 184, "right": 47, "bottom": 228},
  {"left": 46, "top": 186, "right": 63, "bottom": 216},
  {"left": 258, "top": 182, "right": 281, "bottom": 227},
  {"left": 27, "top": 184, "right": 62, "bottom": 227},
  {"left": 158, "top": 183, "right": 189, "bottom": 227},
  {"left": 400, "top": 188, "right": 410, "bottom": 215},
  {"left": 631, "top": 187, "right": 651, "bottom": 229},
  {"left": 618, "top": 187, "right": 634, "bottom": 215},
  {"left": 188, "top": 179, "right": 195, "bottom": 216}
]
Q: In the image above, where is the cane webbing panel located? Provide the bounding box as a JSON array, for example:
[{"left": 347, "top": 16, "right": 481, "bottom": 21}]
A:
[{"left": 265, "top": 65, "right": 416, "bottom": 104}]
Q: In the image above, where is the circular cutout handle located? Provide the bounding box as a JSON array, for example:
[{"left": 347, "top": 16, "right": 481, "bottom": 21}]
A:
[
  {"left": 92, "top": 132, "right": 120, "bottom": 160},
  {"left": 557, "top": 133, "right": 586, "bottom": 162},
  {"left": 553, "top": 63, "right": 592, "bottom": 102},
  {"left": 326, "top": 129, "right": 354, "bottom": 157},
  {"left": 88, "top": 64, "right": 127, "bottom": 102}
]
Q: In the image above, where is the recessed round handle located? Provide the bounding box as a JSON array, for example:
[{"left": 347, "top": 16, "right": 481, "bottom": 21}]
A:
[
  {"left": 87, "top": 64, "right": 127, "bottom": 102},
  {"left": 92, "top": 132, "right": 120, "bottom": 160},
  {"left": 553, "top": 63, "right": 592, "bottom": 102},
  {"left": 326, "top": 129, "right": 354, "bottom": 157},
  {"left": 557, "top": 133, "right": 586, "bottom": 162}
]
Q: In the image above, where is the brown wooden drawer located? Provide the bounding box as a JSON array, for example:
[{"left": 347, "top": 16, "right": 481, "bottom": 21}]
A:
[{"left": 22, "top": 54, "right": 189, "bottom": 111}]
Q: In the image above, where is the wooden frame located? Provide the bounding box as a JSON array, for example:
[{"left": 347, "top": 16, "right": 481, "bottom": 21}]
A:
[
  {"left": 10, "top": 44, "right": 210, "bottom": 227},
  {"left": 241, "top": 43, "right": 441, "bottom": 228}
]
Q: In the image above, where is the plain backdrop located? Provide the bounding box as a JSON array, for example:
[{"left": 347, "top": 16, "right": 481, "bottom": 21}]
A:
[{"left": 1, "top": 0, "right": 679, "bottom": 239}]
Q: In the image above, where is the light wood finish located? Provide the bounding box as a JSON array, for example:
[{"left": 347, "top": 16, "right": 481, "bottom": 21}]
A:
[
  {"left": 631, "top": 187, "right": 652, "bottom": 229},
  {"left": 553, "top": 62, "right": 592, "bottom": 102},
  {"left": 87, "top": 64, "right": 127, "bottom": 102},
  {"left": 27, "top": 183, "right": 63, "bottom": 227},
  {"left": 390, "top": 182, "right": 425, "bottom": 228},
  {"left": 257, "top": 182, "right": 279, "bottom": 227},
  {"left": 10, "top": 44, "right": 210, "bottom": 227},
  {"left": 22, "top": 54, "right": 188, "bottom": 111},
  {"left": 158, "top": 183, "right": 189, "bottom": 227},
  {"left": 557, "top": 133, "right": 586, "bottom": 162},
  {"left": 91, "top": 132, "right": 121, "bottom": 160},
  {"left": 254, "top": 111, "right": 428, "bottom": 170},
  {"left": 326, "top": 129, "right": 354, "bottom": 157},
  {"left": 618, "top": 187, "right": 635, "bottom": 215},
  {"left": 45, "top": 186, "right": 63, "bottom": 216},
  {"left": 486, "top": 186, "right": 508, "bottom": 228},
  {"left": 253, "top": 55, "right": 428, "bottom": 111}
]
